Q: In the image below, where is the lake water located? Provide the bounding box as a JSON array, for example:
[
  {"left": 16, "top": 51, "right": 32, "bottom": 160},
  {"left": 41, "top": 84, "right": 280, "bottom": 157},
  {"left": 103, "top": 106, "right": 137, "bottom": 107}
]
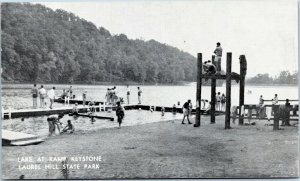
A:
[
  {"left": 2, "top": 110, "right": 184, "bottom": 138},
  {"left": 1, "top": 83, "right": 298, "bottom": 110},
  {"left": 1, "top": 83, "right": 298, "bottom": 136}
]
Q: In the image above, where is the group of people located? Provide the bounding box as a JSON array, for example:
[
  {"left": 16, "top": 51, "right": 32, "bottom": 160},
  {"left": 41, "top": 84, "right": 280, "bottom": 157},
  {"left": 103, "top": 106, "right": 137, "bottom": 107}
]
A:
[
  {"left": 105, "top": 86, "right": 119, "bottom": 105},
  {"left": 203, "top": 42, "right": 223, "bottom": 75},
  {"left": 31, "top": 84, "right": 56, "bottom": 109},
  {"left": 47, "top": 113, "right": 75, "bottom": 136},
  {"left": 105, "top": 85, "right": 143, "bottom": 105},
  {"left": 31, "top": 84, "right": 76, "bottom": 109},
  {"left": 216, "top": 92, "right": 226, "bottom": 111},
  {"left": 61, "top": 86, "right": 74, "bottom": 105}
]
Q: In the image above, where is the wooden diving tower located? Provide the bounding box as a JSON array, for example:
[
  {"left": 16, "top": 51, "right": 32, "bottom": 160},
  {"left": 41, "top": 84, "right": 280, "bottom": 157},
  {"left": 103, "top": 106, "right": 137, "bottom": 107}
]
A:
[{"left": 194, "top": 52, "right": 247, "bottom": 129}]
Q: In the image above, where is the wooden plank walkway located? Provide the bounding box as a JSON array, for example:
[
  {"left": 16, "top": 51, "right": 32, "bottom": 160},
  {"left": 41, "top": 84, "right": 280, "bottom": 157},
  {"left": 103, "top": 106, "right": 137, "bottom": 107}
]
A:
[
  {"left": 2, "top": 105, "right": 89, "bottom": 119},
  {"left": 2, "top": 104, "right": 225, "bottom": 119}
]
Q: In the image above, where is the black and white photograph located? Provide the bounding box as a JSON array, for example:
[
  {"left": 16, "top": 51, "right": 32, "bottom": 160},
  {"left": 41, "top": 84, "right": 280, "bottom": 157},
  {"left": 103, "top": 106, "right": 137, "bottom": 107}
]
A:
[{"left": 1, "top": 0, "right": 299, "bottom": 179}]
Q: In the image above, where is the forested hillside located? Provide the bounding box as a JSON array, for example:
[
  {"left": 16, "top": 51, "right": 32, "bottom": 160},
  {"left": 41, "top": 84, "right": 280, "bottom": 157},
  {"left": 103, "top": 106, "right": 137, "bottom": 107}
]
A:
[{"left": 1, "top": 3, "right": 197, "bottom": 84}]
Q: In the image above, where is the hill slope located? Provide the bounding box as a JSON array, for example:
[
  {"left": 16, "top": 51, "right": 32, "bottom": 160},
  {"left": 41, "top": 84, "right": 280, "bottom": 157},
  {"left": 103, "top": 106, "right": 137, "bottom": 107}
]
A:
[{"left": 1, "top": 3, "right": 197, "bottom": 84}]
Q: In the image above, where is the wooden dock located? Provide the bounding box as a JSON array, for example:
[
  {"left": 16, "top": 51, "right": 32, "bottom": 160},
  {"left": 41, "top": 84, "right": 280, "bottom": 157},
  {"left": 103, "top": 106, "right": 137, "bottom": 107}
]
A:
[
  {"left": 2, "top": 103, "right": 225, "bottom": 120},
  {"left": 2, "top": 130, "right": 44, "bottom": 146},
  {"left": 54, "top": 98, "right": 104, "bottom": 105}
]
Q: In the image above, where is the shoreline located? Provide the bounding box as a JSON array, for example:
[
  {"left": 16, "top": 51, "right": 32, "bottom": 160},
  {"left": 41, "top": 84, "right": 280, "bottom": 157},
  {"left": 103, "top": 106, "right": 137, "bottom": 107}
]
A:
[{"left": 2, "top": 116, "right": 298, "bottom": 179}]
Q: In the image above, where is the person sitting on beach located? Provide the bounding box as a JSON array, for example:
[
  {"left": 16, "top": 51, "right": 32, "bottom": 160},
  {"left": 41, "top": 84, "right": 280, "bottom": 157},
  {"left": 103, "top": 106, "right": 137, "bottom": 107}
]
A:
[
  {"left": 182, "top": 100, "right": 192, "bottom": 124},
  {"left": 62, "top": 120, "right": 75, "bottom": 134},
  {"left": 116, "top": 101, "right": 125, "bottom": 128},
  {"left": 47, "top": 113, "right": 64, "bottom": 136}
]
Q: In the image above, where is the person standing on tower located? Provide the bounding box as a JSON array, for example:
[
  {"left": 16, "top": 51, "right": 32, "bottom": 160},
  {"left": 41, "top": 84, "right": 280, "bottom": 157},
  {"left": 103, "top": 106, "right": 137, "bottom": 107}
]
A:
[{"left": 213, "top": 42, "right": 223, "bottom": 74}]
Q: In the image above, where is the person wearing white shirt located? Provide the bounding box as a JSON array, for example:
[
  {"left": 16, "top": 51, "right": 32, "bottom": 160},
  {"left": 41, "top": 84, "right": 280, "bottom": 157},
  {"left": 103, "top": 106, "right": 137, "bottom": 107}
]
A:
[
  {"left": 39, "top": 85, "right": 46, "bottom": 108},
  {"left": 47, "top": 87, "right": 56, "bottom": 109}
]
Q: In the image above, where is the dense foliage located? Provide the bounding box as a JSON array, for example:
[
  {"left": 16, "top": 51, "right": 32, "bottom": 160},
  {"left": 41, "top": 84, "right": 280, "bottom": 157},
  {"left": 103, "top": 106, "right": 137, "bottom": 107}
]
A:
[
  {"left": 1, "top": 3, "right": 197, "bottom": 84},
  {"left": 246, "top": 71, "right": 298, "bottom": 85}
]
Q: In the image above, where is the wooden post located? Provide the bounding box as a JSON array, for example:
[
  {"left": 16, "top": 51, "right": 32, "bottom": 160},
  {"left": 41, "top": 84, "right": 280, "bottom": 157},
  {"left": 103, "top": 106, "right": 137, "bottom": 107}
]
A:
[
  {"left": 211, "top": 55, "right": 216, "bottom": 124},
  {"left": 273, "top": 105, "right": 280, "bottom": 130},
  {"left": 239, "top": 55, "right": 247, "bottom": 125},
  {"left": 225, "top": 52, "right": 232, "bottom": 129},
  {"left": 194, "top": 53, "right": 202, "bottom": 127}
]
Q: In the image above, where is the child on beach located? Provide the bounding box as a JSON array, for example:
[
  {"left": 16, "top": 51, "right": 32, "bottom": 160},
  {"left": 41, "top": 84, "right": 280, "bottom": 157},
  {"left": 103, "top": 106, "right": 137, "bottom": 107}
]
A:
[
  {"left": 62, "top": 120, "right": 75, "bottom": 134},
  {"left": 116, "top": 101, "right": 125, "bottom": 128},
  {"left": 182, "top": 100, "right": 192, "bottom": 124}
]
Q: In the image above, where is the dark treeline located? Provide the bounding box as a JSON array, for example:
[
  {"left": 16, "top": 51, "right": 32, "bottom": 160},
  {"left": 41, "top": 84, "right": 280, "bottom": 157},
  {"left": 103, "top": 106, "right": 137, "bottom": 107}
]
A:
[
  {"left": 1, "top": 3, "right": 197, "bottom": 84},
  {"left": 246, "top": 71, "right": 298, "bottom": 85}
]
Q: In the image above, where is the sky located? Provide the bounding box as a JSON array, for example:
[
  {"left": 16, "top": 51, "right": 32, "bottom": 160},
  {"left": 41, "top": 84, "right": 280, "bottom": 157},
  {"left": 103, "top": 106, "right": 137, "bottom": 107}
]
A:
[{"left": 38, "top": 0, "right": 298, "bottom": 77}]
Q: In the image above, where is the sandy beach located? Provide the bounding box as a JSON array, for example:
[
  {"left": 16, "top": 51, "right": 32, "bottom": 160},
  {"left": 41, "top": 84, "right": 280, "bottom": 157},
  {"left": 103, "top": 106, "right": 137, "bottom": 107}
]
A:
[{"left": 2, "top": 115, "right": 299, "bottom": 179}]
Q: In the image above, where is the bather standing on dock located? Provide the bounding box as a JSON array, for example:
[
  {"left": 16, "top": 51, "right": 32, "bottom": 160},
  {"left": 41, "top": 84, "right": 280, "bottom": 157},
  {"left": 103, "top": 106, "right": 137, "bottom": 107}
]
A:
[
  {"left": 69, "top": 86, "right": 73, "bottom": 99},
  {"left": 31, "top": 84, "right": 38, "bottom": 109},
  {"left": 47, "top": 87, "right": 56, "bottom": 109},
  {"left": 82, "top": 91, "right": 87, "bottom": 107},
  {"left": 137, "top": 87, "right": 142, "bottom": 104},
  {"left": 273, "top": 94, "right": 279, "bottom": 105},
  {"left": 127, "top": 85, "right": 130, "bottom": 104},
  {"left": 39, "top": 85, "right": 46, "bottom": 108}
]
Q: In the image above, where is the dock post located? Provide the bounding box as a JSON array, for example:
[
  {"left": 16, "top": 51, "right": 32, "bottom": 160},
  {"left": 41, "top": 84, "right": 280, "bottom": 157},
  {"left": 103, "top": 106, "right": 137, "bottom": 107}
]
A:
[
  {"left": 194, "top": 53, "right": 202, "bottom": 127},
  {"left": 225, "top": 52, "right": 232, "bottom": 129},
  {"left": 273, "top": 105, "right": 280, "bottom": 130},
  {"left": 211, "top": 55, "right": 216, "bottom": 124},
  {"left": 239, "top": 55, "right": 247, "bottom": 125}
]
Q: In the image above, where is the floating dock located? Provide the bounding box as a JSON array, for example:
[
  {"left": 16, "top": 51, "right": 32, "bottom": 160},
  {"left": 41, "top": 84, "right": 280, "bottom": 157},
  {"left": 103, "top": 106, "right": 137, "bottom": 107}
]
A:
[
  {"left": 2, "top": 103, "right": 223, "bottom": 120},
  {"left": 69, "top": 113, "right": 114, "bottom": 121},
  {"left": 2, "top": 130, "right": 44, "bottom": 146}
]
